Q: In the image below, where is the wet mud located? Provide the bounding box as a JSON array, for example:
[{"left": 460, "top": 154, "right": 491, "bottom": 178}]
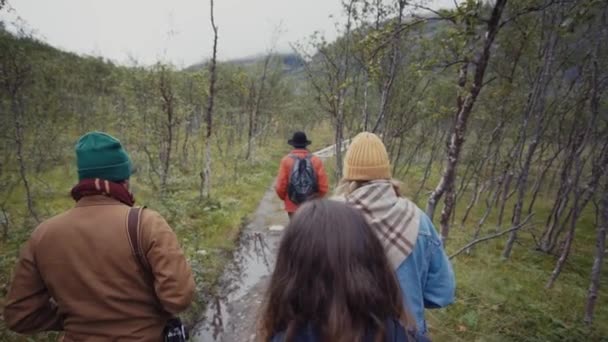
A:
[
  {"left": 192, "top": 187, "right": 287, "bottom": 342},
  {"left": 192, "top": 146, "right": 341, "bottom": 342}
]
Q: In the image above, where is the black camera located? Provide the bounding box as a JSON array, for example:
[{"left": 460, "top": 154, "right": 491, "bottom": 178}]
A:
[{"left": 164, "top": 318, "right": 189, "bottom": 342}]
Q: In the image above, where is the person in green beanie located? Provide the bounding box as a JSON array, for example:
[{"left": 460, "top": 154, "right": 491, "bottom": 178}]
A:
[
  {"left": 76, "top": 131, "right": 133, "bottom": 182},
  {"left": 4, "top": 132, "right": 196, "bottom": 341}
]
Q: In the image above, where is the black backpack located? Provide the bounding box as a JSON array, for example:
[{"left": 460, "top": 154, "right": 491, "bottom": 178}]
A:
[{"left": 287, "top": 154, "right": 318, "bottom": 204}]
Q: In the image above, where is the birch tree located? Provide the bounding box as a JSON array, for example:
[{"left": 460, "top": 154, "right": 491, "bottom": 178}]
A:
[
  {"left": 201, "top": 0, "right": 218, "bottom": 199},
  {"left": 426, "top": 0, "right": 509, "bottom": 242}
]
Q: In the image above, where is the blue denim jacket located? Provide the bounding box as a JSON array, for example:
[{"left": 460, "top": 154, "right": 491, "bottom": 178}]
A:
[{"left": 396, "top": 211, "right": 455, "bottom": 336}]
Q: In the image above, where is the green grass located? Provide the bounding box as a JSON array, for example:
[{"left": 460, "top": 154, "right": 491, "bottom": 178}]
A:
[{"left": 397, "top": 165, "right": 608, "bottom": 342}]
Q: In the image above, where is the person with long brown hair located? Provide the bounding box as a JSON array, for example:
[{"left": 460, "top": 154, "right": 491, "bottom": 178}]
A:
[{"left": 258, "top": 200, "right": 421, "bottom": 342}]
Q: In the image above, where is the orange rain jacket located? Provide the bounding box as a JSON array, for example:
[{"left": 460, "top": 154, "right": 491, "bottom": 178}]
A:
[{"left": 275, "top": 149, "right": 329, "bottom": 213}]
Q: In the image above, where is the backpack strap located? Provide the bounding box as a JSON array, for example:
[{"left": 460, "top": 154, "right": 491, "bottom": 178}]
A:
[
  {"left": 288, "top": 152, "right": 312, "bottom": 160},
  {"left": 127, "top": 207, "right": 152, "bottom": 276},
  {"left": 126, "top": 207, "right": 179, "bottom": 322}
]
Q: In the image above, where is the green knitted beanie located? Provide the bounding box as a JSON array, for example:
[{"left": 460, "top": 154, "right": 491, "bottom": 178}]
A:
[{"left": 76, "top": 132, "right": 132, "bottom": 181}]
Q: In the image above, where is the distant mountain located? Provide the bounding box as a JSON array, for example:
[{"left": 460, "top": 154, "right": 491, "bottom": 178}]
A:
[{"left": 184, "top": 53, "right": 305, "bottom": 74}]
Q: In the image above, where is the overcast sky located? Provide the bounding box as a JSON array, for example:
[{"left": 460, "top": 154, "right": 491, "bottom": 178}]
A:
[{"left": 0, "top": 0, "right": 457, "bottom": 67}]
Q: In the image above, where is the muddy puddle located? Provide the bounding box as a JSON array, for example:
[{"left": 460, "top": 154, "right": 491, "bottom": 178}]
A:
[{"left": 192, "top": 187, "right": 287, "bottom": 342}]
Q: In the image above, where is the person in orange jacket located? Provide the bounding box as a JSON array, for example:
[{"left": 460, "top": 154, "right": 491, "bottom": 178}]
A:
[{"left": 275, "top": 131, "right": 329, "bottom": 218}]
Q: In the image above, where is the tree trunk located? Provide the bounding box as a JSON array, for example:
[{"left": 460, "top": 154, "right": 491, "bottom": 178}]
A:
[
  {"left": 429, "top": 0, "right": 508, "bottom": 242},
  {"left": 540, "top": 127, "right": 577, "bottom": 252},
  {"left": 246, "top": 53, "right": 271, "bottom": 162},
  {"left": 503, "top": 17, "right": 559, "bottom": 258},
  {"left": 414, "top": 129, "right": 445, "bottom": 203},
  {"left": 460, "top": 175, "right": 481, "bottom": 229},
  {"left": 362, "top": 74, "right": 370, "bottom": 131},
  {"left": 545, "top": 155, "right": 601, "bottom": 288},
  {"left": 334, "top": 110, "right": 345, "bottom": 182},
  {"left": 12, "top": 94, "right": 39, "bottom": 223},
  {"left": 584, "top": 7, "right": 607, "bottom": 321},
  {"left": 584, "top": 185, "right": 607, "bottom": 324},
  {"left": 397, "top": 134, "right": 426, "bottom": 179},
  {"left": 159, "top": 67, "right": 175, "bottom": 194},
  {"left": 201, "top": 0, "right": 218, "bottom": 200},
  {"left": 426, "top": 61, "right": 468, "bottom": 221},
  {"left": 371, "top": 0, "right": 405, "bottom": 134},
  {"left": 1, "top": 206, "right": 10, "bottom": 240},
  {"left": 546, "top": 24, "right": 607, "bottom": 284},
  {"left": 527, "top": 145, "right": 563, "bottom": 214},
  {"left": 497, "top": 171, "right": 514, "bottom": 228},
  {"left": 2, "top": 45, "right": 39, "bottom": 223},
  {"left": 330, "top": 0, "right": 355, "bottom": 180}
]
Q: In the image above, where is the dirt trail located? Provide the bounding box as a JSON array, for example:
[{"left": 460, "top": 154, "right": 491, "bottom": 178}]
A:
[
  {"left": 192, "top": 144, "right": 345, "bottom": 342},
  {"left": 192, "top": 186, "right": 285, "bottom": 342}
]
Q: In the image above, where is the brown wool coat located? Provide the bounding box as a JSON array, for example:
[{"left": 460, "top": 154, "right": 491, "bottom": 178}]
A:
[{"left": 3, "top": 195, "right": 196, "bottom": 341}]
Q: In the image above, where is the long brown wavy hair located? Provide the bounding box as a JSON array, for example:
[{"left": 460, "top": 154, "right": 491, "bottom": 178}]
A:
[{"left": 258, "top": 200, "right": 414, "bottom": 342}]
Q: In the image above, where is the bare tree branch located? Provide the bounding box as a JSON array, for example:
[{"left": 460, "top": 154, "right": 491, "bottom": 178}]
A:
[{"left": 450, "top": 213, "right": 534, "bottom": 259}]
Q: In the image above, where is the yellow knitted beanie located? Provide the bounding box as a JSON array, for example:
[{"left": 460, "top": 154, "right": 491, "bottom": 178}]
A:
[{"left": 343, "top": 132, "right": 391, "bottom": 181}]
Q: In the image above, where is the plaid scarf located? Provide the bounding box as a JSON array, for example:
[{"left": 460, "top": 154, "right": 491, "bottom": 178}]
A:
[
  {"left": 346, "top": 180, "right": 420, "bottom": 270},
  {"left": 71, "top": 178, "right": 135, "bottom": 206}
]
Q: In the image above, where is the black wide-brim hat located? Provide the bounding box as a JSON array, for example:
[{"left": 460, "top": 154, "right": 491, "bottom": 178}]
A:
[{"left": 288, "top": 131, "right": 312, "bottom": 148}]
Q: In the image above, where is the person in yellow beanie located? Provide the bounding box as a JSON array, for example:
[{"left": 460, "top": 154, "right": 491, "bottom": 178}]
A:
[{"left": 337, "top": 132, "right": 455, "bottom": 339}]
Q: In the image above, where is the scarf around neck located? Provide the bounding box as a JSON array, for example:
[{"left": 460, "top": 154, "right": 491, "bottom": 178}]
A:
[
  {"left": 71, "top": 178, "right": 135, "bottom": 206},
  {"left": 346, "top": 180, "right": 420, "bottom": 269}
]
